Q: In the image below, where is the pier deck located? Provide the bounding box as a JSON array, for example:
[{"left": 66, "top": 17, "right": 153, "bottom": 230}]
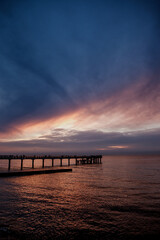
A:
[
  {"left": 0, "top": 167, "right": 72, "bottom": 177},
  {"left": 0, "top": 155, "right": 102, "bottom": 175}
]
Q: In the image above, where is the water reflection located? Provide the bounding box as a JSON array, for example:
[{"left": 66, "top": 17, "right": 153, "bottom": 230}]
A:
[{"left": 0, "top": 156, "right": 160, "bottom": 239}]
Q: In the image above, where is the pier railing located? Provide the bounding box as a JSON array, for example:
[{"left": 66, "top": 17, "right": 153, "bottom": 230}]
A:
[{"left": 0, "top": 155, "right": 102, "bottom": 171}]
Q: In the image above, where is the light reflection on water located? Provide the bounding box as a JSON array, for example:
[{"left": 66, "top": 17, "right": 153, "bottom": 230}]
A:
[{"left": 0, "top": 155, "right": 160, "bottom": 239}]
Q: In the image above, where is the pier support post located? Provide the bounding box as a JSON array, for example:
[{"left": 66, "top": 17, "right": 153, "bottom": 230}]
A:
[
  {"left": 8, "top": 159, "right": 11, "bottom": 171},
  {"left": 76, "top": 158, "right": 78, "bottom": 165},
  {"left": 42, "top": 159, "right": 44, "bottom": 168},
  {"left": 21, "top": 158, "right": 23, "bottom": 170},
  {"left": 32, "top": 159, "right": 34, "bottom": 169},
  {"left": 60, "top": 158, "right": 62, "bottom": 167},
  {"left": 68, "top": 158, "right": 70, "bottom": 166},
  {"left": 52, "top": 159, "right": 54, "bottom": 167}
]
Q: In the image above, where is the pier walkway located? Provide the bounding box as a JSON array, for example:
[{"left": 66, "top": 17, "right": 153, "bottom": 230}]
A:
[
  {"left": 0, "top": 155, "right": 102, "bottom": 172},
  {"left": 0, "top": 167, "right": 72, "bottom": 177}
]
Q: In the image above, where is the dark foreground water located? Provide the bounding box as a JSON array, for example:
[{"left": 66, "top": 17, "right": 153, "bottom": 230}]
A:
[{"left": 0, "top": 155, "right": 160, "bottom": 240}]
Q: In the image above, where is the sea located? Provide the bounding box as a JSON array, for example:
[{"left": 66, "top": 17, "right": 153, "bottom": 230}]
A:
[{"left": 0, "top": 155, "right": 160, "bottom": 240}]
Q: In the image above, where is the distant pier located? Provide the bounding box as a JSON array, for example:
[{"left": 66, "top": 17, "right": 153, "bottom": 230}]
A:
[{"left": 0, "top": 155, "right": 102, "bottom": 177}]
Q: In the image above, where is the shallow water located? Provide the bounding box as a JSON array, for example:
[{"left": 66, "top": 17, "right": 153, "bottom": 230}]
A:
[{"left": 0, "top": 155, "right": 160, "bottom": 240}]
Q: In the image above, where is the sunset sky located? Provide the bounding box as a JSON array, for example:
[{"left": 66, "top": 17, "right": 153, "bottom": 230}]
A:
[{"left": 0, "top": 0, "right": 160, "bottom": 154}]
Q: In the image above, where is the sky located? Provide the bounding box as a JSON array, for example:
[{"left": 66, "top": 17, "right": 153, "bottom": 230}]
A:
[{"left": 0, "top": 0, "right": 160, "bottom": 154}]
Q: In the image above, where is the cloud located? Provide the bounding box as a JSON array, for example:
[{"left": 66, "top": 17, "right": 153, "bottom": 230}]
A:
[
  {"left": 0, "top": 128, "right": 160, "bottom": 154},
  {"left": 0, "top": 0, "right": 160, "bottom": 156},
  {"left": 0, "top": 0, "right": 160, "bottom": 133}
]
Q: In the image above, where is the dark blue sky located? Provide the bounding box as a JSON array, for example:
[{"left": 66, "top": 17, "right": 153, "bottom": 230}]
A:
[{"left": 0, "top": 0, "right": 160, "bottom": 153}]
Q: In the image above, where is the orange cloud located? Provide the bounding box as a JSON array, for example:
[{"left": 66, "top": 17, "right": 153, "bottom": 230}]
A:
[{"left": 97, "top": 145, "right": 129, "bottom": 151}]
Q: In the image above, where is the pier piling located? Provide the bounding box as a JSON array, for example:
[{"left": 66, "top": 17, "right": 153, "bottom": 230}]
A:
[
  {"left": 60, "top": 158, "right": 62, "bottom": 167},
  {"left": 21, "top": 158, "right": 23, "bottom": 170},
  {"left": 32, "top": 158, "right": 34, "bottom": 169},
  {"left": 42, "top": 159, "right": 44, "bottom": 168},
  {"left": 68, "top": 158, "right": 70, "bottom": 166},
  {"left": 52, "top": 159, "right": 54, "bottom": 167},
  {"left": 8, "top": 159, "right": 11, "bottom": 171}
]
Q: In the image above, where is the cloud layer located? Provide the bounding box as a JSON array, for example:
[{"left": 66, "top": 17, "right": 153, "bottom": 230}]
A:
[
  {"left": 0, "top": 0, "right": 160, "bottom": 153},
  {"left": 0, "top": 128, "right": 160, "bottom": 154}
]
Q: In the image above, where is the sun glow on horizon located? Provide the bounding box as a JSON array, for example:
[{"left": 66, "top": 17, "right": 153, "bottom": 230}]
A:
[
  {"left": 97, "top": 145, "right": 129, "bottom": 151},
  {"left": 0, "top": 78, "right": 159, "bottom": 146}
]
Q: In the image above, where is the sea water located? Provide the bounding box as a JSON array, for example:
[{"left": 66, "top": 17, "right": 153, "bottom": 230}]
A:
[{"left": 0, "top": 155, "right": 160, "bottom": 239}]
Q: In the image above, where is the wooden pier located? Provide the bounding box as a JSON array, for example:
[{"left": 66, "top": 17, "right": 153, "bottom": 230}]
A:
[
  {"left": 0, "top": 168, "right": 72, "bottom": 177},
  {"left": 0, "top": 155, "right": 102, "bottom": 171}
]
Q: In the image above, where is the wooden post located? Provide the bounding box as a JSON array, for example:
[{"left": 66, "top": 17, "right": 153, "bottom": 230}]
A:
[
  {"left": 42, "top": 159, "right": 44, "bottom": 168},
  {"left": 60, "top": 158, "right": 62, "bottom": 167},
  {"left": 8, "top": 158, "right": 11, "bottom": 171},
  {"left": 21, "top": 158, "right": 23, "bottom": 170},
  {"left": 32, "top": 158, "right": 34, "bottom": 169},
  {"left": 68, "top": 158, "right": 70, "bottom": 166},
  {"left": 76, "top": 158, "right": 78, "bottom": 165},
  {"left": 52, "top": 159, "right": 54, "bottom": 167}
]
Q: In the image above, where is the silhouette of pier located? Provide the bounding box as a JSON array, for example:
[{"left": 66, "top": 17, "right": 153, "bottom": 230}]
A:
[
  {"left": 0, "top": 155, "right": 102, "bottom": 171},
  {"left": 0, "top": 168, "right": 72, "bottom": 177}
]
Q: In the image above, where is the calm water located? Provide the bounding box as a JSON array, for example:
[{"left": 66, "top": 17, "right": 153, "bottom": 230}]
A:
[{"left": 0, "top": 155, "right": 160, "bottom": 240}]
